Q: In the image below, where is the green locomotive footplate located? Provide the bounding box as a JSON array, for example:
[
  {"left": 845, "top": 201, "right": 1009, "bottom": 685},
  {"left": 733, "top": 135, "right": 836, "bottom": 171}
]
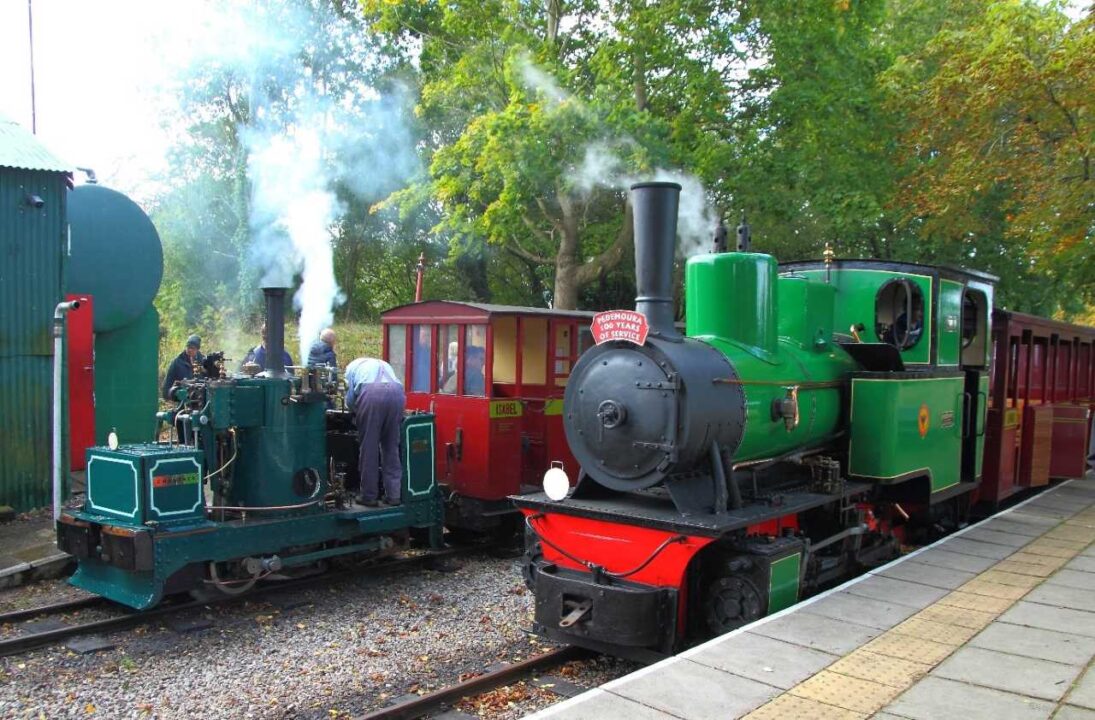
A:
[
  {"left": 848, "top": 371, "right": 964, "bottom": 493},
  {"left": 58, "top": 501, "right": 442, "bottom": 609}
]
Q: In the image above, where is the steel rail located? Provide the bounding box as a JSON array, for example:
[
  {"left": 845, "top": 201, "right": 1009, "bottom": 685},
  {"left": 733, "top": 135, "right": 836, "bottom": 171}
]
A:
[
  {"left": 0, "top": 596, "right": 105, "bottom": 625},
  {"left": 358, "top": 646, "right": 588, "bottom": 720},
  {"left": 0, "top": 545, "right": 480, "bottom": 657}
]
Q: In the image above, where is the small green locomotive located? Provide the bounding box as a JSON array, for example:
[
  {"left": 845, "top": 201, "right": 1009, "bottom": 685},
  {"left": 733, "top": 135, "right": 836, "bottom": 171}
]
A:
[
  {"left": 57, "top": 288, "right": 443, "bottom": 609},
  {"left": 515, "top": 181, "right": 1005, "bottom": 660}
]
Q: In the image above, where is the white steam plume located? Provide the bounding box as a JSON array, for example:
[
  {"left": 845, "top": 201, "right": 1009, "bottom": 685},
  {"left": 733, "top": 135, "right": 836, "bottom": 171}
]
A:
[
  {"left": 516, "top": 57, "right": 721, "bottom": 258},
  {"left": 246, "top": 125, "right": 343, "bottom": 363},
  {"left": 161, "top": 2, "right": 420, "bottom": 364},
  {"left": 573, "top": 144, "right": 720, "bottom": 258}
]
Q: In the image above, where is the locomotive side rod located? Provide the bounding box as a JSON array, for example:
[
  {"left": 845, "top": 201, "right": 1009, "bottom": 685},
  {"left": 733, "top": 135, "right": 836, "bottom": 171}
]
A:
[
  {"left": 358, "top": 645, "right": 588, "bottom": 720},
  {"left": 0, "top": 545, "right": 479, "bottom": 657}
]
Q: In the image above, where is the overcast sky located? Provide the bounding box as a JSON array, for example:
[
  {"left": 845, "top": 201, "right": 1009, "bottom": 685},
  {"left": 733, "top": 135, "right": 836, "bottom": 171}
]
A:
[{"left": 0, "top": 1, "right": 177, "bottom": 199}]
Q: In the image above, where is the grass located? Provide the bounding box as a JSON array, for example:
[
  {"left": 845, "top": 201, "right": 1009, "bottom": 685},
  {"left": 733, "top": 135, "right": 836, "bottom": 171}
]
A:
[{"left": 158, "top": 321, "right": 384, "bottom": 377}]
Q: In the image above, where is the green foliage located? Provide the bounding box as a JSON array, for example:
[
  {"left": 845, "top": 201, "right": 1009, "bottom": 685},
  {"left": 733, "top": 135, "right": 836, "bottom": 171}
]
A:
[
  {"left": 364, "top": 0, "right": 744, "bottom": 308},
  {"left": 151, "top": 0, "right": 1092, "bottom": 327},
  {"left": 885, "top": 0, "right": 1094, "bottom": 315}
]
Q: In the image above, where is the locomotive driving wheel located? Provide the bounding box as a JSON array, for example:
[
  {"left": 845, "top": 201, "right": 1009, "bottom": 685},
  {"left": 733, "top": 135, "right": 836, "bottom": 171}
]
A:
[{"left": 702, "top": 574, "right": 764, "bottom": 635}]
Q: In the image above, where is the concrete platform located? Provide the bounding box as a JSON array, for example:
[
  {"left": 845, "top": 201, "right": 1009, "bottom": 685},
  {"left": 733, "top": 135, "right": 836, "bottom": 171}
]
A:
[
  {"left": 0, "top": 512, "right": 70, "bottom": 589},
  {"left": 529, "top": 475, "right": 1095, "bottom": 720}
]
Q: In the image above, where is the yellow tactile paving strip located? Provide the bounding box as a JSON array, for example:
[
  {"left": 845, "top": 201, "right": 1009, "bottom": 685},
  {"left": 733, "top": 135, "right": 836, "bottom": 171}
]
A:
[{"left": 742, "top": 501, "right": 1095, "bottom": 720}]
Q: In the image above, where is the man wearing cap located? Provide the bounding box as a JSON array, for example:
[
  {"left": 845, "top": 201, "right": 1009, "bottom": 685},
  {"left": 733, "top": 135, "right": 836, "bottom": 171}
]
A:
[
  {"left": 344, "top": 357, "right": 405, "bottom": 507},
  {"left": 162, "top": 335, "right": 204, "bottom": 401}
]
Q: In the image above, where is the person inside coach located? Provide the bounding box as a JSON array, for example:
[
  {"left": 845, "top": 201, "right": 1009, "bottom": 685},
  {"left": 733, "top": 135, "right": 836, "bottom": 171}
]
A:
[
  {"left": 162, "top": 335, "right": 204, "bottom": 400},
  {"left": 443, "top": 345, "right": 485, "bottom": 396}
]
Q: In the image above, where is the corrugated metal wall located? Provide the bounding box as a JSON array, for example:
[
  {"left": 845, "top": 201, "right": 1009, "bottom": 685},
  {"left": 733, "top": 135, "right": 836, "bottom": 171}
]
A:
[{"left": 0, "top": 167, "right": 66, "bottom": 511}]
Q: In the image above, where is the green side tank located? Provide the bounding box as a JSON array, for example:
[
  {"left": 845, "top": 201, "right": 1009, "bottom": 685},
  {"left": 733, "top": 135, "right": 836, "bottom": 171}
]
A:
[{"left": 685, "top": 252, "right": 857, "bottom": 463}]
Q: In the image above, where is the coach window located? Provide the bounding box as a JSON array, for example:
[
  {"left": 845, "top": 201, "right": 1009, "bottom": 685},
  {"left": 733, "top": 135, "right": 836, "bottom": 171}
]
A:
[
  {"left": 491, "top": 317, "right": 517, "bottom": 396},
  {"left": 463, "top": 325, "right": 487, "bottom": 396},
  {"left": 876, "top": 279, "right": 925, "bottom": 351},
  {"left": 410, "top": 324, "right": 432, "bottom": 393},
  {"left": 521, "top": 318, "right": 548, "bottom": 387},
  {"left": 553, "top": 324, "right": 573, "bottom": 386},
  {"left": 387, "top": 324, "right": 407, "bottom": 384},
  {"left": 438, "top": 324, "right": 459, "bottom": 394},
  {"left": 578, "top": 327, "right": 595, "bottom": 355}
]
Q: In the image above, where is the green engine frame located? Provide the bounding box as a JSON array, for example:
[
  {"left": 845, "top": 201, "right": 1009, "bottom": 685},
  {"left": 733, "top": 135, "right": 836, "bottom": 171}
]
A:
[{"left": 58, "top": 411, "right": 442, "bottom": 609}]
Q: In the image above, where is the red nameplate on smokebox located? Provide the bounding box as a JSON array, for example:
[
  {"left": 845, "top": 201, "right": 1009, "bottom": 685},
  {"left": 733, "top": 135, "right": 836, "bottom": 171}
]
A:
[{"left": 590, "top": 310, "right": 650, "bottom": 346}]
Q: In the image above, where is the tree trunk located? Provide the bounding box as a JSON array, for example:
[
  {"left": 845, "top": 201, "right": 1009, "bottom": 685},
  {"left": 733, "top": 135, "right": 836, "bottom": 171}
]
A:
[
  {"left": 550, "top": 196, "right": 634, "bottom": 310},
  {"left": 552, "top": 192, "right": 582, "bottom": 309},
  {"left": 633, "top": 47, "right": 647, "bottom": 112},
  {"left": 546, "top": 0, "right": 561, "bottom": 45}
]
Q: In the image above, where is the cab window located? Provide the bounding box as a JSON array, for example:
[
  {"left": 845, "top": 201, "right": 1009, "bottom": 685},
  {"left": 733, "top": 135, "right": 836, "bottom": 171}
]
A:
[
  {"left": 961, "top": 289, "right": 989, "bottom": 366},
  {"left": 876, "top": 279, "right": 925, "bottom": 350}
]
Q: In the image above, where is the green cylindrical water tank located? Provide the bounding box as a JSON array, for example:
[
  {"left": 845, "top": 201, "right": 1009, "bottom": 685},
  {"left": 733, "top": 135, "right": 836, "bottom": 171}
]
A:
[
  {"left": 67, "top": 185, "right": 163, "bottom": 332},
  {"left": 686, "top": 252, "right": 778, "bottom": 356}
]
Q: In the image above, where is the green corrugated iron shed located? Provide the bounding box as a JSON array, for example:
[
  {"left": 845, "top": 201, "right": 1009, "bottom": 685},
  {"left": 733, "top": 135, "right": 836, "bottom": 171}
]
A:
[{"left": 0, "top": 116, "right": 72, "bottom": 511}]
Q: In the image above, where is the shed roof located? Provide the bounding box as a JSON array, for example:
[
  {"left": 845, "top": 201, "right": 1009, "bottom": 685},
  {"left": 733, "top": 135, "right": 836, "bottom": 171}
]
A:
[
  {"left": 0, "top": 116, "right": 71, "bottom": 173},
  {"left": 382, "top": 300, "right": 597, "bottom": 323}
]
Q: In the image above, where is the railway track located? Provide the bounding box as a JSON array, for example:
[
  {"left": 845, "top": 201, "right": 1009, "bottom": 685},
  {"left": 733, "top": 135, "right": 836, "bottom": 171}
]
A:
[
  {"left": 359, "top": 645, "right": 590, "bottom": 720},
  {"left": 0, "top": 544, "right": 482, "bottom": 657},
  {"left": 0, "top": 596, "right": 105, "bottom": 625}
]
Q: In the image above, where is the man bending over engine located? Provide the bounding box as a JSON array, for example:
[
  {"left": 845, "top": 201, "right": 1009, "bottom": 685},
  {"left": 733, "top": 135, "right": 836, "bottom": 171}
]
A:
[{"left": 344, "top": 357, "right": 406, "bottom": 507}]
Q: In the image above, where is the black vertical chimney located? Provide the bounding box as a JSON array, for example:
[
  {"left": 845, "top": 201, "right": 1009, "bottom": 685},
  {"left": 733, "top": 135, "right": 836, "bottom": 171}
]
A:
[
  {"left": 631, "top": 181, "right": 682, "bottom": 340},
  {"left": 261, "top": 286, "right": 289, "bottom": 378}
]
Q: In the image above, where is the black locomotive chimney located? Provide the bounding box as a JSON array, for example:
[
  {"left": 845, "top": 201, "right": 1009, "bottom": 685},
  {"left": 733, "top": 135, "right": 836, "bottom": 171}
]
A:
[
  {"left": 261, "top": 286, "right": 289, "bottom": 378},
  {"left": 630, "top": 181, "right": 682, "bottom": 340}
]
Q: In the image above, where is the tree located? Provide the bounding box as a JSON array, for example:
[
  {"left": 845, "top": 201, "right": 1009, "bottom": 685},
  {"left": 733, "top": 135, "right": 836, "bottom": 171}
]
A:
[
  {"left": 364, "top": 0, "right": 745, "bottom": 308},
  {"left": 712, "top": 0, "right": 913, "bottom": 262},
  {"left": 153, "top": 0, "right": 438, "bottom": 339},
  {"left": 885, "top": 0, "right": 1094, "bottom": 315}
]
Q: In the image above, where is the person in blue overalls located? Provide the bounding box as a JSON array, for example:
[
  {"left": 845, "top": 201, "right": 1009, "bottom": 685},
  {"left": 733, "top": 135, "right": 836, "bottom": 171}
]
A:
[{"left": 344, "top": 357, "right": 406, "bottom": 507}]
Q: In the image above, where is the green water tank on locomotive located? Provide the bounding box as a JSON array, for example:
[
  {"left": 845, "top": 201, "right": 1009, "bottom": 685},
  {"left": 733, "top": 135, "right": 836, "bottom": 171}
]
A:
[{"left": 685, "top": 251, "right": 857, "bottom": 464}]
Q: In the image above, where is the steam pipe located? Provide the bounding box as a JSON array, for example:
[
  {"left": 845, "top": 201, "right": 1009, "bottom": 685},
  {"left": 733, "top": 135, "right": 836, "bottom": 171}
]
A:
[
  {"left": 630, "top": 181, "right": 682, "bottom": 340},
  {"left": 261, "top": 287, "right": 289, "bottom": 378},
  {"left": 53, "top": 299, "right": 80, "bottom": 522}
]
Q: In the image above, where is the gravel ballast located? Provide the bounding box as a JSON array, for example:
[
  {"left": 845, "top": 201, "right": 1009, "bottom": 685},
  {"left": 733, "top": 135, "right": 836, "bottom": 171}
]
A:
[{"left": 0, "top": 555, "right": 638, "bottom": 719}]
